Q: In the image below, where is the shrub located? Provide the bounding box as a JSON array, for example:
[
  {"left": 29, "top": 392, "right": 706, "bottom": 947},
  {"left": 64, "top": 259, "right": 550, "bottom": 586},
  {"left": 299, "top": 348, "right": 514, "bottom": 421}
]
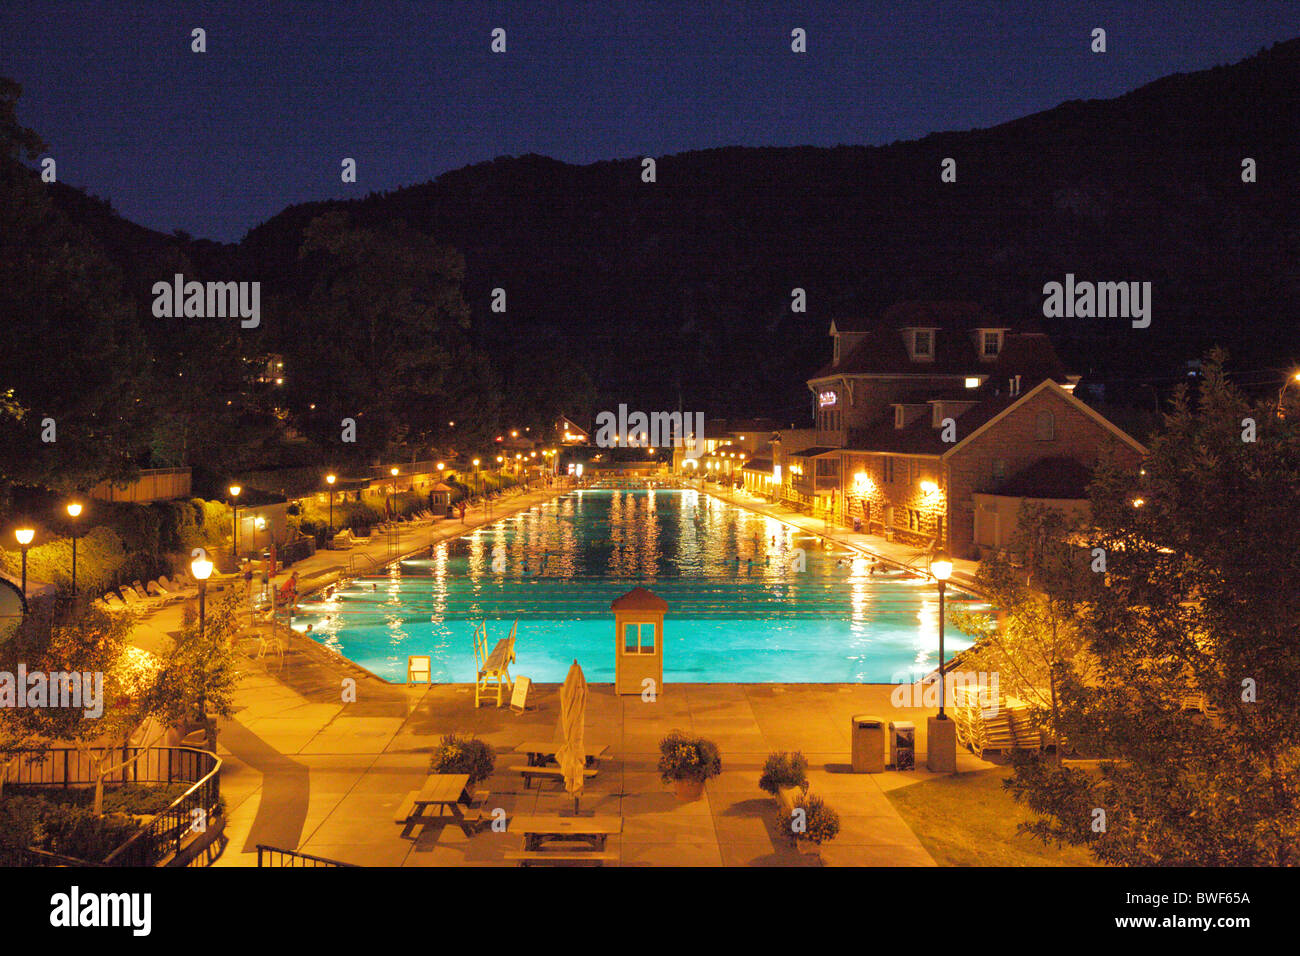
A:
[
  {"left": 428, "top": 733, "right": 495, "bottom": 786},
  {"left": 758, "top": 751, "right": 809, "bottom": 796},
  {"left": 785, "top": 792, "right": 841, "bottom": 845},
  {"left": 33, "top": 801, "right": 141, "bottom": 862},
  {"left": 658, "top": 730, "right": 722, "bottom": 783}
]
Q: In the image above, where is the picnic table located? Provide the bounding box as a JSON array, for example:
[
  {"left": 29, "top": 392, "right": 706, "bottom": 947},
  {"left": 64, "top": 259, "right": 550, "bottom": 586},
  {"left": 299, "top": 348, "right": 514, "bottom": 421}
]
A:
[
  {"left": 511, "top": 814, "right": 622, "bottom": 852},
  {"left": 395, "top": 773, "right": 482, "bottom": 837},
  {"left": 514, "top": 741, "right": 611, "bottom": 768}
]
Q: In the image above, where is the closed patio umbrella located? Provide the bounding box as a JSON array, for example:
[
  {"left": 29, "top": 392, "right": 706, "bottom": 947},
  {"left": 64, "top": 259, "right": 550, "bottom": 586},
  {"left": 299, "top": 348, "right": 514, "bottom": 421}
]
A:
[{"left": 554, "top": 659, "right": 588, "bottom": 814}]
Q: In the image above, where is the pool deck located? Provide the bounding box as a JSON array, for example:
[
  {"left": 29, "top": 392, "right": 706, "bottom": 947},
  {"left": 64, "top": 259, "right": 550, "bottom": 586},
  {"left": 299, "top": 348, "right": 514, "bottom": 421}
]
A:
[
  {"left": 126, "top": 480, "right": 990, "bottom": 867},
  {"left": 212, "top": 649, "right": 991, "bottom": 866}
]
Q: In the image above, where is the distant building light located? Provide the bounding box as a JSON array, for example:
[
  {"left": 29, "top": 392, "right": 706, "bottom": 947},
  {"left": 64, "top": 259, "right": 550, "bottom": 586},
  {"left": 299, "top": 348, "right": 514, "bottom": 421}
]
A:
[{"left": 964, "top": 377, "right": 980, "bottom": 389}]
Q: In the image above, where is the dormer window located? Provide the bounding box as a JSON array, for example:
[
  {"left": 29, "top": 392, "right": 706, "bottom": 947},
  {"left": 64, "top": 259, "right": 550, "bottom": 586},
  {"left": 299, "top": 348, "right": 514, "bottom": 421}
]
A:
[
  {"left": 911, "top": 329, "right": 933, "bottom": 360},
  {"left": 979, "top": 330, "right": 1003, "bottom": 359}
]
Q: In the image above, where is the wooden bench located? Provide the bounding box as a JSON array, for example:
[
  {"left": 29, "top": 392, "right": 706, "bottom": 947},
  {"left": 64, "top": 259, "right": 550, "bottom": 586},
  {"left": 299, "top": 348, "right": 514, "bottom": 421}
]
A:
[
  {"left": 512, "top": 766, "right": 599, "bottom": 790},
  {"left": 504, "top": 850, "right": 616, "bottom": 867}
]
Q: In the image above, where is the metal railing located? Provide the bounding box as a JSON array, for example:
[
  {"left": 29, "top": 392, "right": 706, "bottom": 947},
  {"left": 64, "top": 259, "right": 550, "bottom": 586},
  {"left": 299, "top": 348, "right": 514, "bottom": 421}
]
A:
[
  {"left": 4, "top": 746, "right": 222, "bottom": 868},
  {"left": 256, "top": 844, "right": 358, "bottom": 867}
]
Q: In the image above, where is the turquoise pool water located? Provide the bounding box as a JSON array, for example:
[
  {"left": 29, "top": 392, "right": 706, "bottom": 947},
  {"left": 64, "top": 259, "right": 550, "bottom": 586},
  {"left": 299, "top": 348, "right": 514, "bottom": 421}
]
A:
[{"left": 295, "top": 488, "right": 985, "bottom": 684}]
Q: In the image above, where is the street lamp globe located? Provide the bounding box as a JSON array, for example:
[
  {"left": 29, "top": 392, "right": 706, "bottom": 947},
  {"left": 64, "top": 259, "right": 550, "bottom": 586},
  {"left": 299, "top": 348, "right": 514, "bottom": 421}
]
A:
[
  {"left": 229, "top": 485, "right": 241, "bottom": 498},
  {"left": 326, "top": 474, "right": 336, "bottom": 486},
  {"left": 930, "top": 550, "right": 953, "bottom": 581},
  {"left": 15, "top": 528, "right": 34, "bottom": 546},
  {"left": 66, "top": 502, "right": 82, "bottom": 519},
  {"left": 191, "top": 555, "right": 214, "bottom": 580}
]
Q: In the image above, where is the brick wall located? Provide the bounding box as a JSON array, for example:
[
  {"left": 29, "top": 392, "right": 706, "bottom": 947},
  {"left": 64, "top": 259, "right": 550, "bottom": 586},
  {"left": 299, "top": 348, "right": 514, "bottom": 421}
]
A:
[
  {"left": 840, "top": 452, "right": 945, "bottom": 545},
  {"left": 943, "top": 388, "right": 1143, "bottom": 558}
]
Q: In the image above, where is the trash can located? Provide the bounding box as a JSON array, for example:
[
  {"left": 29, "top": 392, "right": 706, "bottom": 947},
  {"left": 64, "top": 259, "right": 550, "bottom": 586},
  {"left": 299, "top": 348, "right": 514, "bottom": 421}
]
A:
[
  {"left": 890, "top": 720, "right": 916, "bottom": 770},
  {"left": 850, "top": 715, "right": 885, "bottom": 773}
]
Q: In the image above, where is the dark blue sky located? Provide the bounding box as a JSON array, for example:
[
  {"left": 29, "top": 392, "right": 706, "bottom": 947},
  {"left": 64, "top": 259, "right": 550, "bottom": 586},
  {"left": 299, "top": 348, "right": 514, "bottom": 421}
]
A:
[{"left": 4, "top": 1, "right": 1298, "bottom": 242}]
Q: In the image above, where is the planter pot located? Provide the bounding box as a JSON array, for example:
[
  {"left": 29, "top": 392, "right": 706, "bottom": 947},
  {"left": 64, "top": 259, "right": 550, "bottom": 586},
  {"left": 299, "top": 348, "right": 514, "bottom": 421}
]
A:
[
  {"left": 673, "top": 778, "right": 705, "bottom": 802},
  {"left": 795, "top": 840, "right": 821, "bottom": 857}
]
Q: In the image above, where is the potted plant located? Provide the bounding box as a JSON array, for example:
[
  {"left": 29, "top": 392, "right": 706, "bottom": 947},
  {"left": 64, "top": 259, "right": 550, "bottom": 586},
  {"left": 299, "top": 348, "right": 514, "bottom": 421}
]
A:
[
  {"left": 783, "top": 792, "right": 840, "bottom": 856},
  {"left": 428, "top": 733, "right": 496, "bottom": 787},
  {"left": 658, "top": 730, "right": 722, "bottom": 801},
  {"left": 758, "top": 751, "right": 809, "bottom": 796}
]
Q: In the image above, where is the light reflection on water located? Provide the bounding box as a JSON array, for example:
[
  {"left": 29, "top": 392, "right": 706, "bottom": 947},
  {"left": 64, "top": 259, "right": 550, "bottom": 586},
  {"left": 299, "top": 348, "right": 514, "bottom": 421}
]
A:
[{"left": 297, "top": 488, "right": 985, "bottom": 683}]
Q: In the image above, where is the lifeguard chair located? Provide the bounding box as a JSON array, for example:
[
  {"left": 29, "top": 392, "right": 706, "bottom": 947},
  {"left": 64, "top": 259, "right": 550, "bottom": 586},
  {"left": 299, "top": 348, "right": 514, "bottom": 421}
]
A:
[
  {"left": 611, "top": 587, "right": 667, "bottom": 696},
  {"left": 473, "top": 620, "right": 517, "bottom": 707}
]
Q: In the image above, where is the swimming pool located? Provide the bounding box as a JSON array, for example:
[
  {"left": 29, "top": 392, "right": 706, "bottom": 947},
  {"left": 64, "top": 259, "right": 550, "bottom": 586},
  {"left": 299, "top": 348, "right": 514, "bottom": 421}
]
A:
[{"left": 295, "top": 488, "right": 985, "bottom": 684}]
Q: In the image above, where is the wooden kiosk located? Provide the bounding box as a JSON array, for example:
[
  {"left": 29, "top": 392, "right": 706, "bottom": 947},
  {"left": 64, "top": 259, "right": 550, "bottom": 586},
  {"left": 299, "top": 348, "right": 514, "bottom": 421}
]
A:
[{"left": 612, "top": 586, "right": 667, "bottom": 696}]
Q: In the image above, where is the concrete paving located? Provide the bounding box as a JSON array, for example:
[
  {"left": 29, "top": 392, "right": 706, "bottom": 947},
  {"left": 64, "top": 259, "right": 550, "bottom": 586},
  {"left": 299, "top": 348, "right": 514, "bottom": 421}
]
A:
[
  {"left": 212, "top": 655, "right": 991, "bottom": 867},
  {"left": 127, "top": 480, "right": 988, "bottom": 867}
]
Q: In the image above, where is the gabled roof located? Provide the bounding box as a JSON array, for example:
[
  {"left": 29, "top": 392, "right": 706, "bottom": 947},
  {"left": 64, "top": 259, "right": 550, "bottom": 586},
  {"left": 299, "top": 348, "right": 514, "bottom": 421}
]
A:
[
  {"left": 943, "top": 379, "right": 1147, "bottom": 459},
  {"left": 741, "top": 457, "right": 774, "bottom": 472},
  {"left": 846, "top": 396, "right": 1016, "bottom": 456},
  {"left": 812, "top": 328, "right": 1069, "bottom": 381}
]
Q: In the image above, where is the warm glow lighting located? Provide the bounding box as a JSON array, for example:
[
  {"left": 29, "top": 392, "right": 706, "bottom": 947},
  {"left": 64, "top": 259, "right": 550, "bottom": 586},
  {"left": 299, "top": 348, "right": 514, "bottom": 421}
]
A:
[
  {"left": 436, "top": 462, "right": 444, "bottom": 471},
  {"left": 930, "top": 551, "right": 953, "bottom": 581},
  {"left": 66, "top": 502, "right": 83, "bottom": 518},
  {"left": 15, "top": 528, "right": 34, "bottom": 546},
  {"left": 511, "top": 430, "right": 518, "bottom": 437},
  {"left": 190, "top": 556, "right": 214, "bottom": 581},
  {"left": 1132, "top": 497, "right": 1145, "bottom": 508},
  {"left": 964, "top": 377, "right": 980, "bottom": 389},
  {"left": 229, "top": 485, "right": 242, "bottom": 497},
  {"left": 920, "top": 480, "right": 940, "bottom": 495},
  {"left": 472, "top": 458, "right": 480, "bottom": 466},
  {"left": 254, "top": 516, "right": 266, "bottom": 530},
  {"left": 391, "top": 467, "right": 399, "bottom": 476},
  {"left": 326, "top": 474, "right": 336, "bottom": 485}
]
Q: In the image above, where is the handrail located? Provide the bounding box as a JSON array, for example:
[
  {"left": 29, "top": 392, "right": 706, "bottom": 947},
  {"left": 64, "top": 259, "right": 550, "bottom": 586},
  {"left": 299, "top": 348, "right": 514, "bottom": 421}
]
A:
[
  {"left": 348, "top": 552, "right": 381, "bottom": 575},
  {"left": 4, "top": 746, "right": 222, "bottom": 867},
  {"left": 103, "top": 747, "right": 222, "bottom": 866},
  {"left": 256, "top": 844, "right": 358, "bottom": 867}
]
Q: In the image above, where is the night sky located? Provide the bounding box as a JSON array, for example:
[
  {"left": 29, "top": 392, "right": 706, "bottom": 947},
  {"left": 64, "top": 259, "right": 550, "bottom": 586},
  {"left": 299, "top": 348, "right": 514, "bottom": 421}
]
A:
[{"left": 3, "top": 1, "right": 1298, "bottom": 243}]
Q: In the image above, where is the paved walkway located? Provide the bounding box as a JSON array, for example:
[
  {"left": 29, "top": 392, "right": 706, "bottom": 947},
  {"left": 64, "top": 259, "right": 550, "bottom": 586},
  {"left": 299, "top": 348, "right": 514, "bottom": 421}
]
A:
[{"left": 129, "top": 480, "right": 986, "bottom": 867}]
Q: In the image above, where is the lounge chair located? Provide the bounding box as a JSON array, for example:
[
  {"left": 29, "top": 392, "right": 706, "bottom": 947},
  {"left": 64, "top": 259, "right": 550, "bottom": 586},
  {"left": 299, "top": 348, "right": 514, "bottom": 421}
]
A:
[
  {"left": 102, "top": 592, "right": 128, "bottom": 611},
  {"left": 118, "top": 585, "right": 147, "bottom": 607}
]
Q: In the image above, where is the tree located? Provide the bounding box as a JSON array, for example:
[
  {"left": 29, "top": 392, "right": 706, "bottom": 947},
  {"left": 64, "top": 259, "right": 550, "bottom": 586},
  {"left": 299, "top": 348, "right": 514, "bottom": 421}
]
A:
[
  {"left": 1006, "top": 351, "right": 1300, "bottom": 865},
  {"left": 948, "top": 503, "right": 1099, "bottom": 764},
  {"left": 145, "top": 592, "right": 241, "bottom": 753},
  {"left": 274, "top": 210, "right": 498, "bottom": 462},
  {"left": 0, "top": 597, "right": 149, "bottom": 813},
  {"left": 0, "top": 78, "right": 152, "bottom": 496}
]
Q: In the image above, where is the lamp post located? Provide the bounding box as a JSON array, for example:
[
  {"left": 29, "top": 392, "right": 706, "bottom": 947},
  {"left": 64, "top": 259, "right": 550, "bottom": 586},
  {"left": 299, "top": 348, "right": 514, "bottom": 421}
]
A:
[
  {"left": 14, "top": 527, "right": 34, "bottom": 600},
  {"left": 1276, "top": 370, "right": 1300, "bottom": 416},
  {"left": 927, "top": 549, "right": 956, "bottom": 773},
  {"left": 190, "top": 553, "right": 214, "bottom": 747},
  {"left": 65, "top": 502, "right": 83, "bottom": 596},
  {"left": 326, "top": 473, "right": 336, "bottom": 533},
  {"left": 389, "top": 467, "right": 399, "bottom": 518},
  {"left": 229, "top": 485, "right": 242, "bottom": 557}
]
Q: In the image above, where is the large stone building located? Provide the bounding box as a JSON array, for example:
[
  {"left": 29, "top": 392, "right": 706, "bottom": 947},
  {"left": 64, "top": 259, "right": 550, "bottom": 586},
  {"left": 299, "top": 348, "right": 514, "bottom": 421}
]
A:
[{"left": 783, "top": 301, "right": 1145, "bottom": 558}]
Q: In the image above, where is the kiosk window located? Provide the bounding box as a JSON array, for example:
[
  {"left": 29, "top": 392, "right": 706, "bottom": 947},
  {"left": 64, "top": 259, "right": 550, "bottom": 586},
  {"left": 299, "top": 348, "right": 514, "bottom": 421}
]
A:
[{"left": 623, "top": 623, "right": 655, "bottom": 654}]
